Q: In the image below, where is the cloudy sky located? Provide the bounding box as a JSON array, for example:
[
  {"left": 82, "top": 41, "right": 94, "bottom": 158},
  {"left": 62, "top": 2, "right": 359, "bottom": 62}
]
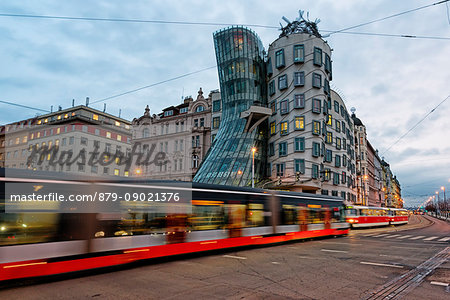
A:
[{"left": 1, "top": 0, "right": 449, "bottom": 206}]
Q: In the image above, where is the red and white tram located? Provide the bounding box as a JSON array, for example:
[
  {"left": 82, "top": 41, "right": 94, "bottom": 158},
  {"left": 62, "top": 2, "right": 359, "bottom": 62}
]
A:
[{"left": 345, "top": 205, "right": 409, "bottom": 228}]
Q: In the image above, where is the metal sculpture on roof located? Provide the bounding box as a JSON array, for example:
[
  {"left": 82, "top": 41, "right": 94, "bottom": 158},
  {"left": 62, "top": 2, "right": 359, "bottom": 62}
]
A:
[{"left": 279, "top": 10, "right": 321, "bottom": 38}]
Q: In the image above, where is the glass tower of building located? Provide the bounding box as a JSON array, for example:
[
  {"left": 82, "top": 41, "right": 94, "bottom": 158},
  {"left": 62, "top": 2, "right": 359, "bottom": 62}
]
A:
[{"left": 194, "top": 27, "right": 267, "bottom": 186}]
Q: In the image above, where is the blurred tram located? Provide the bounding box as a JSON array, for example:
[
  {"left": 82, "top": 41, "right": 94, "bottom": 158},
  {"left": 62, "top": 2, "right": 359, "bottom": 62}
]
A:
[
  {"left": 0, "top": 169, "right": 349, "bottom": 281},
  {"left": 345, "top": 205, "right": 409, "bottom": 228}
]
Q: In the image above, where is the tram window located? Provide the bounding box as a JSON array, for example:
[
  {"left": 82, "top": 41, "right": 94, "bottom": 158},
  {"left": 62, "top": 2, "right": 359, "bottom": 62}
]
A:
[
  {"left": 225, "top": 204, "right": 246, "bottom": 228},
  {"left": 190, "top": 204, "right": 225, "bottom": 230},
  {"left": 247, "top": 203, "right": 264, "bottom": 227},
  {"left": 0, "top": 213, "right": 59, "bottom": 245},
  {"left": 346, "top": 209, "right": 357, "bottom": 216},
  {"left": 282, "top": 205, "right": 297, "bottom": 225},
  {"left": 307, "top": 208, "right": 324, "bottom": 224}
]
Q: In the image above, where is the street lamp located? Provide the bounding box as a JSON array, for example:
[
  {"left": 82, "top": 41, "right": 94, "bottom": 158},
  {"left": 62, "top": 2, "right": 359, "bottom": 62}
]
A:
[{"left": 251, "top": 147, "right": 257, "bottom": 188}]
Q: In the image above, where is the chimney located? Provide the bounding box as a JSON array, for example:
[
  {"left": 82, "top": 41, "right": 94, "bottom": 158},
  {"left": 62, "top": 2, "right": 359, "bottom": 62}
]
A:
[
  {"left": 72, "top": 99, "right": 75, "bottom": 107},
  {"left": 86, "top": 97, "right": 90, "bottom": 107},
  {"left": 103, "top": 103, "right": 106, "bottom": 112}
]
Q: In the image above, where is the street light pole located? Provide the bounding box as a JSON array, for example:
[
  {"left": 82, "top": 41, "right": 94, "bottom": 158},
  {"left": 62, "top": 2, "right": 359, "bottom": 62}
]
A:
[
  {"left": 441, "top": 186, "right": 446, "bottom": 219},
  {"left": 251, "top": 147, "right": 257, "bottom": 188}
]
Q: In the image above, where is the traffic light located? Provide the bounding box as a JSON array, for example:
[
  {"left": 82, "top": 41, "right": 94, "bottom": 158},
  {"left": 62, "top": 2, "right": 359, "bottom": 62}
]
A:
[
  {"left": 277, "top": 177, "right": 282, "bottom": 185},
  {"left": 296, "top": 172, "right": 300, "bottom": 181}
]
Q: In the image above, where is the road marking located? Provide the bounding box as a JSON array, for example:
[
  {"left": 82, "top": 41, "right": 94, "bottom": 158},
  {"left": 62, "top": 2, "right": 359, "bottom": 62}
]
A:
[
  {"left": 363, "top": 233, "right": 380, "bottom": 237},
  {"left": 319, "top": 241, "right": 362, "bottom": 246},
  {"left": 409, "top": 235, "right": 426, "bottom": 240},
  {"left": 385, "top": 234, "right": 401, "bottom": 238},
  {"left": 438, "top": 237, "right": 450, "bottom": 242},
  {"left": 430, "top": 281, "right": 449, "bottom": 287},
  {"left": 321, "top": 249, "right": 349, "bottom": 253},
  {"left": 223, "top": 255, "right": 247, "bottom": 260},
  {"left": 373, "top": 234, "right": 389, "bottom": 237},
  {"left": 397, "top": 235, "right": 412, "bottom": 239},
  {"left": 360, "top": 261, "right": 404, "bottom": 268},
  {"left": 423, "top": 236, "right": 438, "bottom": 241},
  {"left": 271, "top": 262, "right": 280, "bottom": 265}
]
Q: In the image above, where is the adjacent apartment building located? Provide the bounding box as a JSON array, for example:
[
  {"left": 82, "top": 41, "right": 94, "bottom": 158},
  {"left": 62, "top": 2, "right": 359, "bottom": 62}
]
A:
[{"left": 132, "top": 88, "right": 213, "bottom": 181}]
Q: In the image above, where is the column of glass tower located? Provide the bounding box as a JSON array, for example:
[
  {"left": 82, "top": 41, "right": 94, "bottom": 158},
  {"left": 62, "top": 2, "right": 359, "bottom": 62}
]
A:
[{"left": 193, "top": 27, "right": 267, "bottom": 186}]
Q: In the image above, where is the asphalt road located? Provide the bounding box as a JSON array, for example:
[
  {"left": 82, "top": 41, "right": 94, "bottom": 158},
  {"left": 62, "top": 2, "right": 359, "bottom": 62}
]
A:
[{"left": 1, "top": 215, "right": 448, "bottom": 299}]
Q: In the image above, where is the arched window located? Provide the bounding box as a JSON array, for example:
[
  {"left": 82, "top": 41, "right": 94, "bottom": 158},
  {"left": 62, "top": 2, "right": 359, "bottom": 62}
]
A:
[
  {"left": 192, "top": 155, "right": 199, "bottom": 169},
  {"left": 195, "top": 105, "right": 205, "bottom": 113}
]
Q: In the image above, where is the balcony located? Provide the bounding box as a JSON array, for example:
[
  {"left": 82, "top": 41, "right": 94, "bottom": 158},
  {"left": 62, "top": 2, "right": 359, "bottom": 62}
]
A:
[{"left": 240, "top": 105, "right": 272, "bottom": 133}]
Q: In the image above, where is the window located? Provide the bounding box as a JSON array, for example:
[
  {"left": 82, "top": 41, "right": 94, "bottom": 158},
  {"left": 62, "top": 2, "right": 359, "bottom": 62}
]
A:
[
  {"left": 275, "top": 49, "right": 285, "bottom": 68},
  {"left": 279, "top": 142, "right": 287, "bottom": 157},
  {"left": 267, "top": 57, "right": 273, "bottom": 76},
  {"left": 295, "top": 116, "right": 305, "bottom": 130},
  {"left": 103, "top": 167, "right": 109, "bottom": 174},
  {"left": 69, "top": 136, "right": 74, "bottom": 145},
  {"left": 324, "top": 132, "right": 332, "bottom": 144},
  {"left": 294, "top": 94, "right": 305, "bottom": 108},
  {"left": 312, "top": 142, "right": 320, "bottom": 157},
  {"left": 269, "top": 142, "right": 275, "bottom": 156},
  {"left": 276, "top": 163, "right": 285, "bottom": 177},
  {"left": 312, "top": 98, "right": 321, "bottom": 113},
  {"left": 342, "top": 121, "right": 346, "bottom": 133},
  {"left": 327, "top": 114, "right": 332, "bottom": 126},
  {"left": 326, "top": 149, "right": 333, "bottom": 162},
  {"left": 212, "top": 117, "right": 220, "bottom": 129},
  {"left": 280, "top": 121, "right": 288, "bottom": 135},
  {"left": 78, "top": 164, "right": 85, "bottom": 172},
  {"left": 324, "top": 169, "right": 331, "bottom": 181},
  {"left": 268, "top": 81, "right": 275, "bottom": 96},
  {"left": 335, "top": 155, "right": 341, "bottom": 167},
  {"left": 314, "top": 47, "right": 322, "bottom": 66},
  {"left": 295, "top": 137, "right": 305, "bottom": 152},
  {"left": 335, "top": 120, "right": 341, "bottom": 132},
  {"left": 342, "top": 172, "right": 347, "bottom": 184},
  {"left": 270, "top": 101, "right": 276, "bottom": 114},
  {"left": 106, "top": 131, "right": 111, "bottom": 138},
  {"left": 62, "top": 138, "right": 66, "bottom": 146},
  {"left": 280, "top": 100, "right": 289, "bottom": 114},
  {"left": 343, "top": 155, "right": 347, "bottom": 167},
  {"left": 213, "top": 100, "right": 221, "bottom": 112},
  {"left": 164, "top": 110, "right": 173, "bottom": 117},
  {"left": 333, "top": 173, "right": 340, "bottom": 185},
  {"left": 195, "top": 105, "right": 205, "bottom": 113},
  {"left": 278, "top": 74, "right": 287, "bottom": 90},
  {"left": 312, "top": 164, "right": 319, "bottom": 179},
  {"left": 200, "top": 118, "right": 205, "bottom": 127},
  {"left": 80, "top": 137, "right": 88, "bottom": 146},
  {"left": 312, "top": 73, "right": 322, "bottom": 88},
  {"left": 293, "top": 44, "right": 305, "bottom": 63},
  {"left": 324, "top": 79, "right": 330, "bottom": 94},
  {"left": 312, "top": 121, "right": 321, "bottom": 135},
  {"left": 294, "top": 71, "right": 305, "bottom": 86},
  {"left": 325, "top": 53, "right": 332, "bottom": 74},
  {"left": 270, "top": 121, "right": 276, "bottom": 135},
  {"left": 192, "top": 155, "right": 199, "bottom": 168},
  {"left": 93, "top": 114, "right": 99, "bottom": 121},
  {"left": 295, "top": 159, "right": 305, "bottom": 174},
  {"left": 180, "top": 107, "right": 188, "bottom": 113},
  {"left": 117, "top": 135, "right": 122, "bottom": 141},
  {"left": 334, "top": 101, "right": 340, "bottom": 113},
  {"left": 114, "top": 169, "right": 120, "bottom": 176}
]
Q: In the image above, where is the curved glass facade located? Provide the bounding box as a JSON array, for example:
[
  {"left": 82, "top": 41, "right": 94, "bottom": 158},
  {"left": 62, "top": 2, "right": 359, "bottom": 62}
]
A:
[{"left": 194, "top": 27, "right": 267, "bottom": 186}]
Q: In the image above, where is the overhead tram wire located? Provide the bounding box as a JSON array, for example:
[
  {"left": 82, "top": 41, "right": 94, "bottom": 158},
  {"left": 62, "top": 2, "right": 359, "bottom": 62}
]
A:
[
  {"left": 90, "top": 66, "right": 217, "bottom": 105},
  {"left": 320, "top": 30, "right": 450, "bottom": 41},
  {"left": 0, "top": 100, "right": 49, "bottom": 113},
  {"left": 324, "top": 0, "right": 450, "bottom": 37},
  {"left": 381, "top": 94, "right": 450, "bottom": 156}
]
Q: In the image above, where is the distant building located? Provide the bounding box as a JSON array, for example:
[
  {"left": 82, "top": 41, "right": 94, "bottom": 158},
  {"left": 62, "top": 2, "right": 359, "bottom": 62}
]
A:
[
  {"left": 1, "top": 105, "right": 132, "bottom": 176},
  {"left": 0, "top": 118, "right": 37, "bottom": 169},
  {"left": 352, "top": 112, "right": 369, "bottom": 205},
  {"left": 132, "top": 88, "right": 213, "bottom": 181}
]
